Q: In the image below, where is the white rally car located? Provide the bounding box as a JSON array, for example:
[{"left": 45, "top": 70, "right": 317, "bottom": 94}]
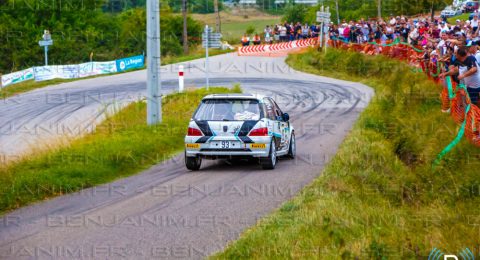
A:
[{"left": 184, "top": 94, "right": 295, "bottom": 170}]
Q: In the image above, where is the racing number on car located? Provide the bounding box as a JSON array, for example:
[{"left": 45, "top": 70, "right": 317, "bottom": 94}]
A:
[{"left": 222, "top": 141, "right": 230, "bottom": 149}]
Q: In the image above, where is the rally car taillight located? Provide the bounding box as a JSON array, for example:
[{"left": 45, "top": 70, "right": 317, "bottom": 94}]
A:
[
  {"left": 187, "top": 127, "right": 203, "bottom": 136},
  {"left": 248, "top": 127, "right": 268, "bottom": 136}
]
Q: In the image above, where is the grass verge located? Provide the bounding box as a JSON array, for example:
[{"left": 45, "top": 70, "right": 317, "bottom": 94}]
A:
[
  {"left": 214, "top": 49, "right": 480, "bottom": 258},
  {"left": 0, "top": 86, "right": 241, "bottom": 214},
  {"left": 448, "top": 13, "right": 470, "bottom": 24},
  {"left": 0, "top": 48, "right": 233, "bottom": 99}
]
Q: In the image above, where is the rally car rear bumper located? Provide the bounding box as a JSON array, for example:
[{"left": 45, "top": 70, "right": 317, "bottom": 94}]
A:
[{"left": 185, "top": 136, "right": 272, "bottom": 158}]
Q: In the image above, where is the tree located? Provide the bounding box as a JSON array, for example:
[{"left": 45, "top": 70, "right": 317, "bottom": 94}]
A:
[{"left": 182, "top": 0, "right": 188, "bottom": 54}]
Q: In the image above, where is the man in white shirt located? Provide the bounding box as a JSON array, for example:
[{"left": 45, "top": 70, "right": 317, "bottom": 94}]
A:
[
  {"left": 469, "top": 41, "right": 480, "bottom": 64},
  {"left": 472, "top": 15, "right": 479, "bottom": 34}
]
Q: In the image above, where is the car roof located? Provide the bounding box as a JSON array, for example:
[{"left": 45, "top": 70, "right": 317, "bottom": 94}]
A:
[{"left": 202, "top": 93, "right": 268, "bottom": 101}]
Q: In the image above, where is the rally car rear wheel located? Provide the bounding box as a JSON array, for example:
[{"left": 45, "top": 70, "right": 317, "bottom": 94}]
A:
[
  {"left": 185, "top": 151, "right": 202, "bottom": 171},
  {"left": 287, "top": 133, "right": 296, "bottom": 159},
  {"left": 261, "top": 140, "right": 277, "bottom": 170}
]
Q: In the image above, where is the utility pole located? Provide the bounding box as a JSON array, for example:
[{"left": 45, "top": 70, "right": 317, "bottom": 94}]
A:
[
  {"left": 335, "top": 0, "right": 340, "bottom": 25},
  {"left": 377, "top": 0, "right": 381, "bottom": 19},
  {"left": 146, "top": 0, "right": 162, "bottom": 125},
  {"left": 182, "top": 0, "right": 188, "bottom": 54},
  {"left": 205, "top": 25, "right": 210, "bottom": 90},
  {"left": 214, "top": 0, "right": 221, "bottom": 33}
]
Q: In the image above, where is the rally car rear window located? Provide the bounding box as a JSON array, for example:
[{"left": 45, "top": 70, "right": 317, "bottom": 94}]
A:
[{"left": 194, "top": 99, "right": 262, "bottom": 121}]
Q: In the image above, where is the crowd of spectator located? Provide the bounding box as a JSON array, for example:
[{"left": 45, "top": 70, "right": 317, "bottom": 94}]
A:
[
  {"left": 329, "top": 14, "right": 480, "bottom": 106},
  {"left": 241, "top": 22, "right": 321, "bottom": 46},
  {"left": 240, "top": 13, "right": 480, "bottom": 106}
]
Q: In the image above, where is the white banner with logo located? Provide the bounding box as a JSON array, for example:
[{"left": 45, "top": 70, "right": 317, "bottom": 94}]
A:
[
  {"left": 1, "top": 68, "right": 34, "bottom": 87},
  {"left": 33, "top": 66, "right": 57, "bottom": 81},
  {"left": 79, "top": 61, "right": 117, "bottom": 78},
  {"left": 2, "top": 54, "right": 141, "bottom": 87},
  {"left": 56, "top": 65, "right": 79, "bottom": 79}
]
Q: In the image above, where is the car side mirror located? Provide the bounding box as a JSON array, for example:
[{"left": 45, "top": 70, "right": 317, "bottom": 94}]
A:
[{"left": 282, "top": 113, "right": 290, "bottom": 122}]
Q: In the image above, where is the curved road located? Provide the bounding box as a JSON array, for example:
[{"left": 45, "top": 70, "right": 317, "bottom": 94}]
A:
[{"left": 0, "top": 53, "right": 373, "bottom": 259}]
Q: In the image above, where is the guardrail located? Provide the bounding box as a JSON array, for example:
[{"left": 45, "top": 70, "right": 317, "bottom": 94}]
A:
[{"left": 0, "top": 54, "right": 144, "bottom": 88}]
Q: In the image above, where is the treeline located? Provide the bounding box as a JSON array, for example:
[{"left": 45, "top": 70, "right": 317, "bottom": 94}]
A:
[
  {"left": 0, "top": 0, "right": 202, "bottom": 73},
  {"left": 279, "top": 0, "right": 451, "bottom": 23}
]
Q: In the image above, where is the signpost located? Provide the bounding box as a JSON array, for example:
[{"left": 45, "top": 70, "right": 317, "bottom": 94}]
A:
[
  {"left": 202, "top": 25, "right": 222, "bottom": 90},
  {"left": 38, "top": 30, "right": 53, "bottom": 66},
  {"left": 316, "top": 6, "right": 331, "bottom": 51}
]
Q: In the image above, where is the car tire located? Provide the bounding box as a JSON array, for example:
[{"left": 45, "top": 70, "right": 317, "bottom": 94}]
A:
[
  {"left": 185, "top": 151, "right": 202, "bottom": 171},
  {"left": 261, "top": 139, "right": 277, "bottom": 170},
  {"left": 287, "top": 133, "right": 296, "bottom": 159}
]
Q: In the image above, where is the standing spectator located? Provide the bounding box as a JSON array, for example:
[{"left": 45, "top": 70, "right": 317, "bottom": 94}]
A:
[
  {"left": 385, "top": 23, "right": 394, "bottom": 40},
  {"left": 279, "top": 24, "right": 287, "bottom": 42},
  {"left": 472, "top": 15, "right": 479, "bottom": 34},
  {"left": 310, "top": 24, "right": 318, "bottom": 38},
  {"left": 241, "top": 34, "right": 250, "bottom": 46},
  {"left": 253, "top": 34, "right": 261, "bottom": 45},
  {"left": 472, "top": 42, "right": 480, "bottom": 63},
  {"left": 273, "top": 25, "right": 280, "bottom": 43},
  {"left": 329, "top": 25, "right": 339, "bottom": 46},
  {"left": 441, "top": 47, "right": 480, "bottom": 105},
  {"left": 361, "top": 24, "right": 370, "bottom": 42},
  {"left": 343, "top": 24, "right": 351, "bottom": 42},
  {"left": 264, "top": 25, "right": 272, "bottom": 44},
  {"left": 294, "top": 22, "right": 302, "bottom": 40},
  {"left": 301, "top": 23, "right": 310, "bottom": 39},
  {"left": 287, "top": 23, "right": 294, "bottom": 41}
]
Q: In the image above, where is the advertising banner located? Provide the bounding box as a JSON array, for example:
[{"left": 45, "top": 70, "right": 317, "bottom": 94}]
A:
[
  {"left": 116, "top": 55, "right": 144, "bottom": 72},
  {"left": 5, "top": 54, "right": 142, "bottom": 86},
  {"left": 1, "top": 68, "right": 34, "bottom": 87},
  {"left": 56, "top": 65, "right": 79, "bottom": 79},
  {"left": 94, "top": 61, "right": 117, "bottom": 74},
  {"left": 34, "top": 66, "right": 56, "bottom": 81},
  {"left": 79, "top": 61, "right": 117, "bottom": 78},
  {"left": 34, "top": 65, "right": 79, "bottom": 81},
  {"left": 78, "top": 62, "right": 95, "bottom": 78}
]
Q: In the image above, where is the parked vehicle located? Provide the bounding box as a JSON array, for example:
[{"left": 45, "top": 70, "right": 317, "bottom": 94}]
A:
[
  {"left": 441, "top": 6, "right": 460, "bottom": 17},
  {"left": 465, "top": 1, "right": 479, "bottom": 12}
]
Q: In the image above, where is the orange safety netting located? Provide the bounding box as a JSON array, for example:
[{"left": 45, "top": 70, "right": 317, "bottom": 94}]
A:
[
  {"left": 450, "top": 88, "right": 469, "bottom": 125},
  {"left": 465, "top": 104, "right": 480, "bottom": 146}
]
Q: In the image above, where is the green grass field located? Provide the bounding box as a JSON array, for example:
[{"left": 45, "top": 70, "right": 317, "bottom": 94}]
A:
[
  {"left": 448, "top": 13, "right": 471, "bottom": 24},
  {"left": 0, "top": 86, "right": 241, "bottom": 214},
  {"left": 214, "top": 49, "right": 480, "bottom": 258},
  {"left": 221, "top": 19, "right": 279, "bottom": 43}
]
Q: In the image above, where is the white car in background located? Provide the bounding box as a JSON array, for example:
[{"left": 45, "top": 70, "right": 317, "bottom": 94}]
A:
[
  {"left": 442, "top": 6, "right": 462, "bottom": 17},
  {"left": 184, "top": 94, "right": 295, "bottom": 170}
]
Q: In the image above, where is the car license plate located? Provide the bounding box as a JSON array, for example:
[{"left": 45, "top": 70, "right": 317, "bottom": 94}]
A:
[
  {"left": 186, "top": 143, "right": 200, "bottom": 149},
  {"left": 210, "top": 141, "right": 240, "bottom": 149},
  {"left": 250, "top": 143, "right": 266, "bottom": 149}
]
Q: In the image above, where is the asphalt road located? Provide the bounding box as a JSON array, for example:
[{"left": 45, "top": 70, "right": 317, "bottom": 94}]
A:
[{"left": 0, "top": 53, "right": 373, "bottom": 259}]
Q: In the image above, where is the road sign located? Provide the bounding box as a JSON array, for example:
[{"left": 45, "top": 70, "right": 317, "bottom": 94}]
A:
[
  {"left": 316, "top": 6, "right": 331, "bottom": 23},
  {"left": 202, "top": 42, "right": 222, "bottom": 48},
  {"left": 202, "top": 31, "right": 222, "bottom": 49},
  {"left": 38, "top": 40, "right": 53, "bottom": 46},
  {"left": 316, "top": 12, "right": 331, "bottom": 23}
]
